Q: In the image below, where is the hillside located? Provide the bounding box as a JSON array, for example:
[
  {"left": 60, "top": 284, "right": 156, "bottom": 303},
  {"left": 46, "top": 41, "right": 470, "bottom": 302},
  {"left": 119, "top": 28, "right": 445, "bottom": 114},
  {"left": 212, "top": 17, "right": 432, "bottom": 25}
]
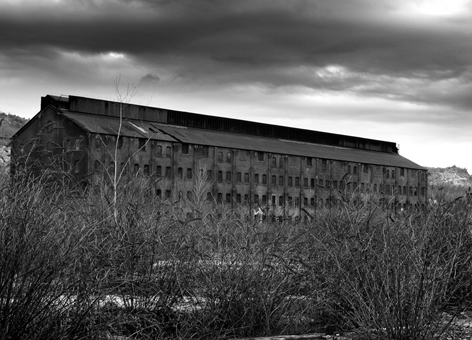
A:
[
  {"left": 428, "top": 165, "right": 472, "bottom": 188},
  {"left": 0, "top": 111, "right": 28, "bottom": 144}
]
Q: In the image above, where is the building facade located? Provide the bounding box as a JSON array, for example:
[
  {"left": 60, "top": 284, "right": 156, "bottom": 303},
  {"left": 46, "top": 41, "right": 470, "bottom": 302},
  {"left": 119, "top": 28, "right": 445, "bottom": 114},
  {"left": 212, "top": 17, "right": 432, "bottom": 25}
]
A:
[{"left": 12, "top": 94, "right": 427, "bottom": 216}]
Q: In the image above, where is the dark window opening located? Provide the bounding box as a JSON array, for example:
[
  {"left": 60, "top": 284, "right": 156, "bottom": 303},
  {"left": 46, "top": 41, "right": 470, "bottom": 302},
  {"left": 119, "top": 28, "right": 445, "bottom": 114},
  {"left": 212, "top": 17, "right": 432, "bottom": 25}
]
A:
[
  {"left": 166, "top": 146, "right": 172, "bottom": 157},
  {"left": 262, "top": 174, "right": 267, "bottom": 185},
  {"left": 178, "top": 167, "right": 183, "bottom": 179},
  {"left": 157, "top": 145, "right": 162, "bottom": 157},
  {"left": 144, "top": 164, "right": 149, "bottom": 176},
  {"left": 182, "top": 143, "right": 189, "bottom": 154},
  {"left": 257, "top": 152, "right": 264, "bottom": 162},
  {"left": 226, "top": 171, "right": 231, "bottom": 182},
  {"left": 187, "top": 168, "right": 192, "bottom": 180},
  {"left": 139, "top": 138, "right": 146, "bottom": 150},
  {"left": 165, "top": 166, "right": 171, "bottom": 178}
]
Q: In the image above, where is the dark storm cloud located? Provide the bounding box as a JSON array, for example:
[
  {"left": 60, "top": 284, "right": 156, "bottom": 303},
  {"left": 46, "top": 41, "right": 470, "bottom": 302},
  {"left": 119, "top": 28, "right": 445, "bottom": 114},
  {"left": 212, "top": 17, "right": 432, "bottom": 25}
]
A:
[{"left": 1, "top": 0, "right": 472, "bottom": 110}]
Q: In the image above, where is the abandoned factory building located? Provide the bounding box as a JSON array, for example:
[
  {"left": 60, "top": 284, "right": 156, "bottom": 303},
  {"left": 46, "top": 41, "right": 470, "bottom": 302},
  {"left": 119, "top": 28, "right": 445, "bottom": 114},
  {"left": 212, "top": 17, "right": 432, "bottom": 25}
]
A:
[{"left": 12, "top": 94, "right": 427, "bottom": 215}]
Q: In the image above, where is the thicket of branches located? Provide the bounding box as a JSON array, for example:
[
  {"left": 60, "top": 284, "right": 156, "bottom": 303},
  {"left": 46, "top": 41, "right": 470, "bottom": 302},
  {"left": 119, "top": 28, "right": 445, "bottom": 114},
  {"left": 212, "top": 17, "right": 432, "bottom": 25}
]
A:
[{"left": 1, "top": 165, "right": 472, "bottom": 339}]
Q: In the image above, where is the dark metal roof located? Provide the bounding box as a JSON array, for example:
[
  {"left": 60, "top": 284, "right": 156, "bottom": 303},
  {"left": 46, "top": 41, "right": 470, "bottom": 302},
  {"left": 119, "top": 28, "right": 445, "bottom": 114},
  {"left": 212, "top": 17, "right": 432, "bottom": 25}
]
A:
[
  {"left": 155, "top": 124, "right": 424, "bottom": 170},
  {"left": 62, "top": 112, "right": 423, "bottom": 169},
  {"left": 63, "top": 112, "right": 177, "bottom": 142}
]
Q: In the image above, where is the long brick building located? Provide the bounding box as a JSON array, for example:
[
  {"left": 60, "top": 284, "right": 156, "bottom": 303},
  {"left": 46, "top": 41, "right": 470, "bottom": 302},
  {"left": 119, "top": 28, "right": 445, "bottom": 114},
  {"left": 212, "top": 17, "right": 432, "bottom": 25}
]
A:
[{"left": 11, "top": 94, "right": 427, "bottom": 216}]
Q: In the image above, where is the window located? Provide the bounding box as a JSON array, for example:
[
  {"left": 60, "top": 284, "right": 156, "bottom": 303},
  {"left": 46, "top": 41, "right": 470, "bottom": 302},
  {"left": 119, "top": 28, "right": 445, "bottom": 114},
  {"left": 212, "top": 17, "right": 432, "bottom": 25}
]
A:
[
  {"left": 182, "top": 143, "right": 189, "bottom": 154},
  {"left": 262, "top": 174, "right": 267, "bottom": 185},
  {"left": 244, "top": 173, "right": 249, "bottom": 183},
  {"left": 218, "top": 152, "right": 223, "bottom": 162},
  {"left": 379, "top": 184, "right": 383, "bottom": 193},
  {"left": 421, "top": 187, "right": 425, "bottom": 196},
  {"left": 218, "top": 193, "right": 223, "bottom": 203},
  {"left": 414, "top": 187, "right": 417, "bottom": 196},
  {"left": 226, "top": 193, "right": 231, "bottom": 203},
  {"left": 279, "top": 157, "right": 284, "bottom": 168},
  {"left": 94, "top": 160, "right": 100, "bottom": 172},
  {"left": 218, "top": 171, "right": 223, "bottom": 182},
  {"left": 288, "top": 177, "right": 293, "bottom": 187},
  {"left": 361, "top": 183, "right": 364, "bottom": 191},
  {"left": 294, "top": 197, "right": 299, "bottom": 207},
  {"left": 187, "top": 168, "right": 192, "bottom": 180},
  {"left": 279, "top": 176, "right": 284, "bottom": 186},
  {"left": 134, "top": 163, "right": 139, "bottom": 174},
  {"left": 226, "top": 152, "right": 232, "bottom": 163},
  {"left": 409, "top": 186, "right": 413, "bottom": 195},
  {"left": 304, "top": 178, "right": 308, "bottom": 187},
  {"left": 403, "top": 186, "right": 406, "bottom": 195},
  {"left": 207, "top": 192, "right": 213, "bottom": 201},
  {"left": 311, "top": 178, "right": 315, "bottom": 188},
  {"left": 254, "top": 174, "right": 259, "bottom": 184},
  {"left": 254, "top": 194, "right": 259, "bottom": 204},
  {"left": 333, "top": 181, "right": 338, "bottom": 189},
  {"left": 156, "top": 189, "right": 162, "bottom": 198},
  {"left": 271, "top": 156, "right": 277, "bottom": 167},
  {"left": 319, "top": 179, "right": 323, "bottom": 186},
  {"left": 363, "top": 164, "right": 368, "bottom": 173},
  {"left": 272, "top": 195, "right": 276, "bottom": 205},
  {"left": 202, "top": 146, "right": 209, "bottom": 157},
  {"left": 295, "top": 177, "right": 300, "bottom": 187},
  {"left": 257, "top": 152, "right": 264, "bottom": 162},
  {"left": 271, "top": 175, "right": 276, "bottom": 185},
  {"left": 327, "top": 181, "right": 331, "bottom": 189},
  {"left": 94, "top": 135, "right": 101, "bottom": 150},
  {"left": 207, "top": 170, "right": 212, "bottom": 180},
  {"left": 139, "top": 138, "right": 146, "bottom": 150},
  {"left": 244, "top": 194, "right": 249, "bottom": 203},
  {"left": 279, "top": 196, "right": 284, "bottom": 206},
  {"left": 226, "top": 171, "right": 231, "bottom": 182},
  {"left": 386, "top": 185, "right": 390, "bottom": 193},
  {"left": 353, "top": 166, "right": 357, "bottom": 174},
  {"left": 304, "top": 197, "right": 308, "bottom": 206},
  {"left": 398, "top": 186, "right": 402, "bottom": 194},
  {"left": 236, "top": 194, "right": 241, "bottom": 203},
  {"left": 321, "top": 159, "right": 327, "bottom": 168},
  {"left": 311, "top": 198, "right": 315, "bottom": 206},
  {"left": 262, "top": 195, "right": 267, "bottom": 204},
  {"left": 144, "top": 164, "right": 149, "bottom": 176},
  {"left": 348, "top": 165, "right": 351, "bottom": 173},
  {"left": 178, "top": 167, "right": 183, "bottom": 179},
  {"left": 373, "top": 183, "right": 377, "bottom": 192},
  {"left": 237, "top": 172, "right": 242, "bottom": 182},
  {"left": 391, "top": 170, "right": 395, "bottom": 178},
  {"left": 400, "top": 168, "right": 405, "bottom": 177},
  {"left": 339, "top": 181, "right": 344, "bottom": 190},
  {"left": 157, "top": 145, "right": 162, "bottom": 157},
  {"left": 117, "top": 136, "right": 123, "bottom": 149},
  {"left": 165, "top": 190, "right": 171, "bottom": 199},
  {"left": 165, "top": 166, "right": 171, "bottom": 178},
  {"left": 166, "top": 146, "right": 172, "bottom": 157},
  {"left": 307, "top": 157, "right": 312, "bottom": 166},
  {"left": 288, "top": 196, "right": 293, "bottom": 206}
]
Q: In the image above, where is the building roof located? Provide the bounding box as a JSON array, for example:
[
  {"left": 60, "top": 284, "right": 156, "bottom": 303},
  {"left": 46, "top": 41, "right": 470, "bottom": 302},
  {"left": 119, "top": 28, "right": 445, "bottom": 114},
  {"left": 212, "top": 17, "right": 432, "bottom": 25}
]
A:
[{"left": 63, "top": 111, "right": 423, "bottom": 170}]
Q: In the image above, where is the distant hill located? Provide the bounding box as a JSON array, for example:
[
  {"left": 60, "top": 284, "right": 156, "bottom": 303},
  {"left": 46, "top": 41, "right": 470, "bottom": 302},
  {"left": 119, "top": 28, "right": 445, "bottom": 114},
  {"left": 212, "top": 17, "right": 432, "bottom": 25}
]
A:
[
  {"left": 0, "top": 111, "right": 29, "bottom": 145},
  {"left": 427, "top": 166, "right": 472, "bottom": 200}
]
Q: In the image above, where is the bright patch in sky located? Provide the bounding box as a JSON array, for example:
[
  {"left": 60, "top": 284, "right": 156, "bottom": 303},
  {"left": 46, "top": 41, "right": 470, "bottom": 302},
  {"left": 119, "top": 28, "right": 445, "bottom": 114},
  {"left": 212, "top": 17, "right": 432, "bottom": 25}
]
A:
[{"left": 411, "top": 0, "right": 470, "bottom": 16}]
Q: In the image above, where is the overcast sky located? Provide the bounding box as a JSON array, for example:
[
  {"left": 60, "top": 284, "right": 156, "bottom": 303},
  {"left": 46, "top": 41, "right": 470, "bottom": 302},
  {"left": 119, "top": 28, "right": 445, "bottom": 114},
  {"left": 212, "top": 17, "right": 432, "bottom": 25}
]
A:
[{"left": 1, "top": 0, "right": 472, "bottom": 171}]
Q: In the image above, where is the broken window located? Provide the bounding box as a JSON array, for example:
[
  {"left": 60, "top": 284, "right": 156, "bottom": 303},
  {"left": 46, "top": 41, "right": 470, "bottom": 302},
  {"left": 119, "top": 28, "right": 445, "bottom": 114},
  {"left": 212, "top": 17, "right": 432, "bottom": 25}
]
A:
[
  {"left": 178, "top": 167, "right": 183, "bottom": 179},
  {"left": 156, "top": 166, "right": 161, "bottom": 176},
  {"left": 288, "top": 177, "right": 293, "bottom": 187},
  {"left": 226, "top": 171, "right": 231, "bottom": 182},
  {"left": 165, "top": 166, "right": 171, "bottom": 178},
  {"left": 295, "top": 177, "right": 300, "bottom": 187},
  {"left": 254, "top": 174, "right": 259, "bottom": 184},
  {"left": 182, "top": 143, "right": 189, "bottom": 154},
  {"left": 157, "top": 145, "right": 162, "bottom": 157},
  {"left": 262, "top": 174, "right": 267, "bottom": 185},
  {"left": 218, "top": 152, "right": 223, "bottom": 162},
  {"left": 304, "top": 178, "right": 308, "bottom": 187},
  {"left": 139, "top": 138, "right": 146, "bottom": 151},
  {"left": 202, "top": 145, "right": 209, "bottom": 157},
  {"left": 166, "top": 146, "right": 171, "bottom": 157},
  {"left": 218, "top": 171, "right": 223, "bottom": 182},
  {"left": 272, "top": 175, "right": 276, "bottom": 185},
  {"left": 257, "top": 152, "right": 264, "bottom": 162},
  {"left": 187, "top": 168, "right": 192, "bottom": 180},
  {"left": 226, "top": 152, "right": 232, "bottom": 163},
  {"left": 279, "top": 176, "right": 284, "bottom": 186},
  {"left": 244, "top": 173, "right": 249, "bottom": 183},
  {"left": 144, "top": 164, "right": 149, "bottom": 176},
  {"left": 271, "top": 156, "right": 277, "bottom": 167}
]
